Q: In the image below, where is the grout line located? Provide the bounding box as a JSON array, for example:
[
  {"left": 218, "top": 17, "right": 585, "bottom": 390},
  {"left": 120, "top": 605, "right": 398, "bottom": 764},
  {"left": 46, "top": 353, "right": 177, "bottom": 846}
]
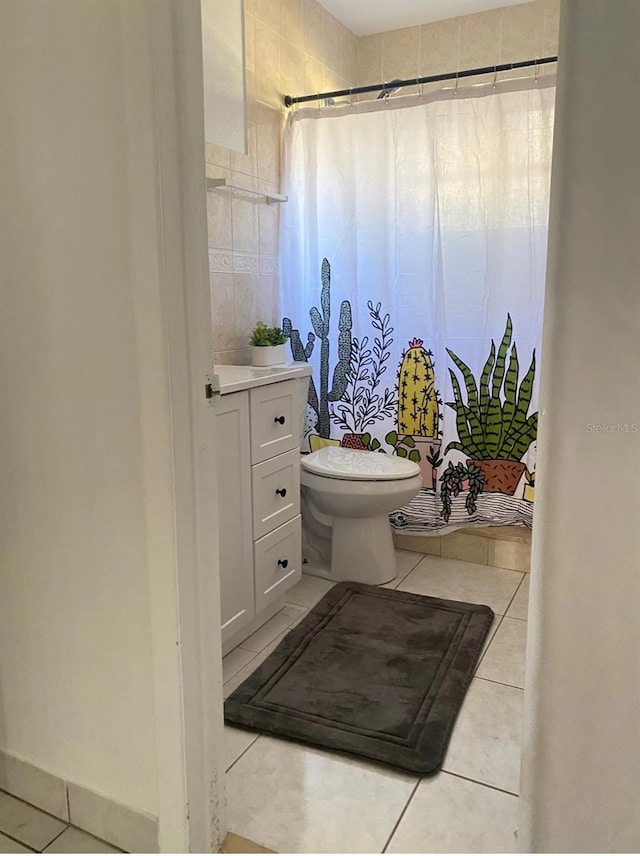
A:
[
  {"left": 502, "top": 573, "right": 528, "bottom": 619},
  {"left": 474, "top": 674, "right": 525, "bottom": 691},
  {"left": 226, "top": 734, "right": 262, "bottom": 774},
  {"left": 41, "top": 825, "right": 69, "bottom": 852},
  {"left": 0, "top": 828, "right": 38, "bottom": 853},
  {"left": 381, "top": 778, "right": 421, "bottom": 854},
  {"left": 442, "top": 769, "right": 519, "bottom": 799}
]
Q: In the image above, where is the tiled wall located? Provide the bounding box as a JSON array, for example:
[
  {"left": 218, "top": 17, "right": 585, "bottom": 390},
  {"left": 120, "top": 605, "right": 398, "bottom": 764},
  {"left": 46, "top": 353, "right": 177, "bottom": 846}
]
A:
[
  {"left": 208, "top": 0, "right": 561, "bottom": 366},
  {"left": 207, "top": 0, "right": 358, "bottom": 366},
  {"left": 358, "top": 0, "right": 560, "bottom": 94}
]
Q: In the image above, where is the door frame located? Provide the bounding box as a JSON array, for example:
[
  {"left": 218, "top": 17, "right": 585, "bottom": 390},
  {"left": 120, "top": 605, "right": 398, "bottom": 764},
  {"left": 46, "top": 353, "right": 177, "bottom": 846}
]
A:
[{"left": 121, "top": 1, "right": 226, "bottom": 850}]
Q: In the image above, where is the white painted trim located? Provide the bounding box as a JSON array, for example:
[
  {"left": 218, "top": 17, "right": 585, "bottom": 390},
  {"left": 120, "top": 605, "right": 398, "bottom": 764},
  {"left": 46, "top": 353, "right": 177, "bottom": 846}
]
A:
[{"left": 120, "top": 1, "right": 225, "bottom": 851}]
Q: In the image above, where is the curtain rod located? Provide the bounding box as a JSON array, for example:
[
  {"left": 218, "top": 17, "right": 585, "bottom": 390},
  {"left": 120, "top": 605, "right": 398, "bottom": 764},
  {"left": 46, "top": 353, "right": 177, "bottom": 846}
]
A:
[{"left": 283, "top": 56, "right": 558, "bottom": 108}]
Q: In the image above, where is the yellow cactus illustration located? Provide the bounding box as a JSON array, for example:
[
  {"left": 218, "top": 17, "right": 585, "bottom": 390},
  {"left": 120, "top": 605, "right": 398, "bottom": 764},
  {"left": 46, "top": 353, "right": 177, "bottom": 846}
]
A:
[{"left": 397, "top": 338, "right": 441, "bottom": 437}]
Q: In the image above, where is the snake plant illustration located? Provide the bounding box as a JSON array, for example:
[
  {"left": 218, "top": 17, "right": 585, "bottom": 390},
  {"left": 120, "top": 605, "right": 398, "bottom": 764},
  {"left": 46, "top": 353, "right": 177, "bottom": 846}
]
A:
[
  {"left": 445, "top": 314, "right": 537, "bottom": 495},
  {"left": 283, "top": 258, "right": 352, "bottom": 440}
]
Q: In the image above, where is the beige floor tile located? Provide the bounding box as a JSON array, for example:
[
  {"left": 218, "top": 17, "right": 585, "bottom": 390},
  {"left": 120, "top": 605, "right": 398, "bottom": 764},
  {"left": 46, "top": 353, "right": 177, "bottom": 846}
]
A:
[
  {"left": 0, "top": 792, "right": 66, "bottom": 851},
  {"left": 386, "top": 772, "right": 518, "bottom": 853},
  {"left": 224, "top": 632, "right": 291, "bottom": 698},
  {"left": 43, "top": 827, "right": 121, "bottom": 853},
  {"left": 382, "top": 550, "right": 424, "bottom": 588},
  {"left": 285, "top": 572, "right": 335, "bottom": 608},
  {"left": 477, "top": 618, "right": 528, "bottom": 689},
  {"left": 0, "top": 832, "right": 31, "bottom": 853},
  {"left": 506, "top": 575, "right": 530, "bottom": 620},
  {"left": 443, "top": 678, "right": 523, "bottom": 794},
  {"left": 226, "top": 736, "right": 417, "bottom": 853},
  {"left": 223, "top": 647, "right": 258, "bottom": 683},
  {"left": 398, "top": 556, "right": 524, "bottom": 614},
  {"left": 441, "top": 531, "right": 489, "bottom": 565},
  {"left": 239, "top": 604, "right": 307, "bottom": 653},
  {"left": 225, "top": 726, "right": 260, "bottom": 772}
]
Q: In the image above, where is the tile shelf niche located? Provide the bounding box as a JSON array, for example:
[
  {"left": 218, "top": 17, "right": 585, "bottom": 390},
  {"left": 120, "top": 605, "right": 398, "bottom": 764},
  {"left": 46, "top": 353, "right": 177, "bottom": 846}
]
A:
[{"left": 206, "top": 176, "right": 287, "bottom": 205}]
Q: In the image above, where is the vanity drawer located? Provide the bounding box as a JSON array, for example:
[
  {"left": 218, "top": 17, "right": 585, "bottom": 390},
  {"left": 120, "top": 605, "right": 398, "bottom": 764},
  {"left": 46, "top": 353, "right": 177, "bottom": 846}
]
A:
[
  {"left": 250, "top": 379, "right": 298, "bottom": 464},
  {"left": 252, "top": 449, "right": 300, "bottom": 540},
  {"left": 254, "top": 516, "right": 302, "bottom": 613}
]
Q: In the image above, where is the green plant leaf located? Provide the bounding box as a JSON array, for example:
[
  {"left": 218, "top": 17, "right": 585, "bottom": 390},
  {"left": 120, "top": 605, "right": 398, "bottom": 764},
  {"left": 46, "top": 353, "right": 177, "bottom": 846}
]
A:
[
  {"left": 491, "top": 314, "right": 513, "bottom": 402},
  {"left": 362, "top": 432, "right": 371, "bottom": 446},
  {"left": 396, "top": 446, "right": 408, "bottom": 458},
  {"left": 479, "top": 340, "right": 496, "bottom": 430},
  {"left": 444, "top": 440, "right": 465, "bottom": 455},
  {"left": 446, "top": 348, "right": 480, "bottom": 417},
  {"left": 507, "top": 350, "right": 536, "bottom": 444},
  {"left": 484, "top": 395, "right": 504, "bottom": 459},
  {"left": 385, "top": 430, "right": 398, "bottom": 445},
  {"left": 409, "top": 449, "right": 421, "bottom": 463},
  {"left": 501, "top": 343, "right": 519, "bottom": 449},
  {"left": 504, "top": 412, "right": 538, "bottom": 460},
  {"left": 403, "top": 435, "right": 416, "bottom": 447},
  {"left": 448, "top": 370, "right": 484, "bottom": 458}
]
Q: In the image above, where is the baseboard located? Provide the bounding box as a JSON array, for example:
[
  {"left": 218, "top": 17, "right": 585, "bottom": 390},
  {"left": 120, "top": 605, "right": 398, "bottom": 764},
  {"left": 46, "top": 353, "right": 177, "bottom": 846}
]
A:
[
  {"left": 0, "top": 750, "right": 158, "bottom": 853},
  {"left": 396, "top": 525, "right": 531, "bottom": 572}
]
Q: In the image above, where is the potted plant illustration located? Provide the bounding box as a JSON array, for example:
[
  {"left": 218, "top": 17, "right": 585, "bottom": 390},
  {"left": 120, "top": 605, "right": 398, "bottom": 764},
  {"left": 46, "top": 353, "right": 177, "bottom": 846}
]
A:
[
  {"left": 396, "top": 339, "right": 443, "bottom": 488},
  {"left": 445, "top": 314, "right": 538, "bottom": 495},
  {"left": 249, "top": 321, "right": 288, "bottom": 367},
  {"left": 440, "top": 461, "right": 487, "bottom": 523},
  {"left": 331, "top": 301, "right": 397, "bottom": 449}
]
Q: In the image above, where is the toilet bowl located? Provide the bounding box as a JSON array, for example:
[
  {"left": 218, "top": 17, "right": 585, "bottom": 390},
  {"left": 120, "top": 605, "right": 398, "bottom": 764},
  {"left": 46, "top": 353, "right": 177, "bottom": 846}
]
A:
[{"left": 300, "top": 447, "right": 422, "bottom": 585}]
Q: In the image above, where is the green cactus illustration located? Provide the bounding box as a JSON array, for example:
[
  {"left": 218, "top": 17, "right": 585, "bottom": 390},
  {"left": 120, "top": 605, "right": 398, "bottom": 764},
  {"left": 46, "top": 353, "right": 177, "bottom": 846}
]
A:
[
  {"left": 283, "top": 258, "right": 352, "bottom": 439},
  {"left": 397, "top": 338, "right": 442, "bottom": 438}
]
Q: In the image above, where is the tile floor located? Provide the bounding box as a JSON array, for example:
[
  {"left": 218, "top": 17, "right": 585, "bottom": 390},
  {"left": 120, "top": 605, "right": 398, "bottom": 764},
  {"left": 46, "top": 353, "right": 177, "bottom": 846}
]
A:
[
  {"left": 0, "top": 792, "right": 121, "bottom": 854},
  {"left": 223, "top": 550, "right": 530, "bottom": 854}
]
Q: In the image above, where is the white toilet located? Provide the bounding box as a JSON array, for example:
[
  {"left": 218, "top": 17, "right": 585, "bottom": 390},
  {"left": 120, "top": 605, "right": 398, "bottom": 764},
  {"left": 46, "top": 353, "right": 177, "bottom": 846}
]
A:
[{"left": 300, "top": 447, "right": 422, "bottom": 585}]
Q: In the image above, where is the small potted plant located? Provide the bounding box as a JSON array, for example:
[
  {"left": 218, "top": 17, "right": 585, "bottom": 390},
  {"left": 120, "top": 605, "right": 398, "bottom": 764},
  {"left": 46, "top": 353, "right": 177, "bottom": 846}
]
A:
[{"left": 249, "top": 321, "right": 288, "bottom": 367}]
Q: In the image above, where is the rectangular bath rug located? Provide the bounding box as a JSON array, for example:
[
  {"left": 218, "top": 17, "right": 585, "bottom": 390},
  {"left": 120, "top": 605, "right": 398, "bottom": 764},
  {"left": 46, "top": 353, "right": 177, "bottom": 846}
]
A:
[{"left": 224, "top": 582, "right": 494, "bottom": 774}]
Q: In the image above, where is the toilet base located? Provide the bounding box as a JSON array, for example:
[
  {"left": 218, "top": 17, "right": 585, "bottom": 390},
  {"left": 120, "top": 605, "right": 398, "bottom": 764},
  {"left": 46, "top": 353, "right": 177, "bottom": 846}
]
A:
[{"left": 331, "top": 515, "right": 396, "bottom": 585}]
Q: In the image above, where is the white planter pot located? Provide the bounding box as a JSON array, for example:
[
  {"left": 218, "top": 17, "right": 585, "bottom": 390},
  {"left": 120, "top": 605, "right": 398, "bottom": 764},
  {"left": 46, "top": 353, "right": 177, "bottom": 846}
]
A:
[{"left": 251, "top": 344, "right": 287, "bottom": 367}]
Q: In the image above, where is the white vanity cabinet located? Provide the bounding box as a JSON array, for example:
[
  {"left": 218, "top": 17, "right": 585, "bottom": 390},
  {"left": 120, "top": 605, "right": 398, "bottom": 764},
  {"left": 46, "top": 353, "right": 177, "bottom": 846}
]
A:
[{"left": 215, "top": 371, "right": 307, "bottom": 647}]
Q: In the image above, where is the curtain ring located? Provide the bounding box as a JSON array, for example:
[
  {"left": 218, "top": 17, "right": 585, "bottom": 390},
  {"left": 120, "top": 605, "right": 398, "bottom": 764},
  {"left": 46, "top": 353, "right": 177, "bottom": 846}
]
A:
[
  {"left": 454, "top": 70, "right": 460, "bottom": 94},
  {"left": 349, "top": 87, "right": 354, "bottom": 112},
  {"left": 493, "top": 64, "right": 498, "bottom": 89},
  {"left": 534, "top": 57, "right": 540, "bottom": 84}
]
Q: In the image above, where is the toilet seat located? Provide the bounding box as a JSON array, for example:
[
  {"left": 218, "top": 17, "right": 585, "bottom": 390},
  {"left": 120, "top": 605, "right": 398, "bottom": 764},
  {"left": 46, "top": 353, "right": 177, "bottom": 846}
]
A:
[{"left": 301, "top": 446, "right": 420, "bottom": 481}]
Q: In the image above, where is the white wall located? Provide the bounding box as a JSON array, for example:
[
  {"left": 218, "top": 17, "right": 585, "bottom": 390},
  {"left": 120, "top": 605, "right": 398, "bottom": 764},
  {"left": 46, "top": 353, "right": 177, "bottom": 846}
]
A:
[
  {"left": 0, "top": 0, "right": 204, "bottom": 826},
  {"left": 520, "top": 0, "right": 640, "bottom": 850}
]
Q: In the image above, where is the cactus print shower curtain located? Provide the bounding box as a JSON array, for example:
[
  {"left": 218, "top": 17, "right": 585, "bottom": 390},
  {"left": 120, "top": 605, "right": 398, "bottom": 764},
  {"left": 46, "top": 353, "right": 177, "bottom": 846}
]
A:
[{"left": 281, "top": 80, "right": 555, "bottom": 533}]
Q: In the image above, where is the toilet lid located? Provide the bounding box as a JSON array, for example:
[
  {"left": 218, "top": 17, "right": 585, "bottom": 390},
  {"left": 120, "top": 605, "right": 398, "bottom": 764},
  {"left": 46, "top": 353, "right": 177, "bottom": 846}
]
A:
[{"left": 301, "top": 447, "right": 421, "bottom": 481}]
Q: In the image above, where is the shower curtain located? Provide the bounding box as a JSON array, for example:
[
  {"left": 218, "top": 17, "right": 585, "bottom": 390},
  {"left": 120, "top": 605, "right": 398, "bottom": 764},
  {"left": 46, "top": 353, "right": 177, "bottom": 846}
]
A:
[{"left": 281, "top": 80, "right": 556, "bottom": 533}]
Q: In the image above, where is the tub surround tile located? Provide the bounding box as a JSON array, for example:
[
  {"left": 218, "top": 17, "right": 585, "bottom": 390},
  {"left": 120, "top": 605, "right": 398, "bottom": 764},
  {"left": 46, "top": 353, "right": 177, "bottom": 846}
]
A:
[
  {"left": 279, "top": 0, "right": 303, "bottom": 49},
  {"left": 443, "top": 678, "right": 523, "bottom": 794},
  {"left": 441, "top": 531, "right": 489, "bottom": 565},
  {"left": 476, "top": 617, "right": 528, "bottom": 689},
  {"left": 395, "top": 534, "right": 442, "bottom": 557},
  {"left": 382, "top": 26, "right": 420, "bottom": 83},
  {"left": 386, "top": 771, "right": 518, "bottom": 853},
  {"left": 221, "top": 831, "right": 275, "bottom": 853},
  {"left": 398, "top": 556, "right": 523, "bottom": 615},
  {"left": 302, "top": 0, "right": 324, "bottom": 63},
  {"left": 226, "top": 736, "right": 417, "bottom": 854},
  {"left": 0, "top": 792, "right": 66, "bottom": 851},
  {"left": 488, "top": 538, "right": 531, "bottom": 573}
]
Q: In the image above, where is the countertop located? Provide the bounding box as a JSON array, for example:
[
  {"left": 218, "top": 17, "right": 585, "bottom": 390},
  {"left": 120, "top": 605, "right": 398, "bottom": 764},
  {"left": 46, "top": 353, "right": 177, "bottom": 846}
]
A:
[{"left": 216, "top": 362, "right": 311, "bottom": 395}]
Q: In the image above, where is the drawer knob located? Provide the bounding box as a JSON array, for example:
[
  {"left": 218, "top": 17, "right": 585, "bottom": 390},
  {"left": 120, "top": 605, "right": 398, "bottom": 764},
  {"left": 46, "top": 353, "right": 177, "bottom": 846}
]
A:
[
  {"left": 276, "top": 488, "right": 287, "bottom": 498},
  {"left": 274, "top": 415, "right": 286, "bottom": 425},
  {"left": 277, "top": 559, "right": 289, "bottom": 569}
]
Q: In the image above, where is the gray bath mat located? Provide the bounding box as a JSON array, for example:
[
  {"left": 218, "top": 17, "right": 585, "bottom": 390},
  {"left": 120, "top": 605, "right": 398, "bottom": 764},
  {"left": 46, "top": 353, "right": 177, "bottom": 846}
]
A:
[{"left": 224, "top": 582, "right": 493, "bottom": 774}]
